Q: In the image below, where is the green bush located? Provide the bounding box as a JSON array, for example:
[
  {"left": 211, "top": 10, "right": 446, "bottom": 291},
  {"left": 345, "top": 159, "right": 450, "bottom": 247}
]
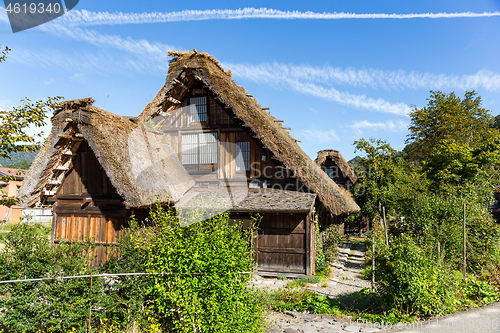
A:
[
  {"left": 0, "top": 224, "right": 104, "bottom": 332},
  {"left": 0, "top": 206, "right": 265, "bottom": 332},
  {"left": 376, "top": 235, "right": 458, "bottom": 317},
  {"left": 142, "top": 204, "right": 265, "bottom": 333}
]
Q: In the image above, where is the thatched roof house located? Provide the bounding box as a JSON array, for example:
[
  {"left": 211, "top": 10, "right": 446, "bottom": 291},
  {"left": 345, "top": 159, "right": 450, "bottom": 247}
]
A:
[
  {"left": 19, "top": 98, "right": 194, "bottom": 209},
  {"left": 139, "top": 50, "right": 359, "bottom": 216},
  {"left": 18, "top": 50, "right": 359, "bottom": 275},
  {"left": 315, "top": 149, "right": 357, "bottom": 185}
]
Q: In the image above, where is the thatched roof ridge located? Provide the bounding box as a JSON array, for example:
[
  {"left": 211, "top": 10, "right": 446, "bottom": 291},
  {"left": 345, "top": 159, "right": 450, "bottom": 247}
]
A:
[
  {"left": 19, "top": 99, "right": 194, "bottom": 208},
  {"left": 138, "top": 51, "right": 359, "bottom": 215},
  {"left": 315, "top": 149, "right": 358, "bottom": 184}
]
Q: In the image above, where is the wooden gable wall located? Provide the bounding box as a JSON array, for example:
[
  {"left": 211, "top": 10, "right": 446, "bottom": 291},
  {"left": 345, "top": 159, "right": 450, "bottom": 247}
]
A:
[
  {"left": 158, "top": 83, "right": 307, "bottom": 191},
  {"left": 52, "top": 141, "right": 144, "bottom": 265}
]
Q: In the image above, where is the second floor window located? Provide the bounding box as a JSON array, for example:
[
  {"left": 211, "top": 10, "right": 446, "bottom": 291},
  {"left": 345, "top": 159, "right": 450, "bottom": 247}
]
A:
[
  {"left": 190, "top": 97, "right": 207, "bottom": 122},
  {"left": 182, "top": 132, "right": 218, "bottom": 165},
  {"left": 236, "top": 141, "right": 250, "bottom": 171}
]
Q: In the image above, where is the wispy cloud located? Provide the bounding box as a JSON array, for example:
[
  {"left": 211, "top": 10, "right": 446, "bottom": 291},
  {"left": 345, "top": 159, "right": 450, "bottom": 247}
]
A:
[
  {"left": 351, "top": 120, "right": 408, "bottom": 131},
  {"left": 0, "top": 7, "right": 7, "bottom": 23},
  {"left": 56, "top": 8, "right": 500, "bottom": 26},
  {"left": 225, "top": 62, "right": 411, "bottom": 115},
  {"left": 300, "top": 129, "right": 340, "bottom": 143},
  {"left": 224, "top": 62, "right": 500, "bottom": 92}
]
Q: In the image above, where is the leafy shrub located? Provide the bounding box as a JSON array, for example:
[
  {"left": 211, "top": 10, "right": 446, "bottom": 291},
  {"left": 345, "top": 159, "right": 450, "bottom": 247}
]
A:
[
  {"left": 376, "top": 235, "right": 458, "bottom": 317},
  {"left": 320, "top": 223, "right": 345, "bottom": 264},
  {"left": 0, "top": 224, "right": 104, "bottom": 332},
  {"left": 141, "top": 204, "right": 265, "bottom": 333}
]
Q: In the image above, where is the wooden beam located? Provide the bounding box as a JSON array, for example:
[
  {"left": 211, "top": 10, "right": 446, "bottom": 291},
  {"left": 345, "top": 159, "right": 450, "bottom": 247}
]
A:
[
  {"left": 43, "top": 190, "right": 56, "bottom": 196},
  {"left": 75, "top": 133, "right": 84, "bottom": 138},
  {"left": 65, "top": 118, "right": 73, "bottom": 122},
  {"left": 261, "top": 107, "right": 270, "bottom": 110},
  {"left": 283, "top": 127, "right": 291, "bottom": 130},
  {"left": 55, "top": 165, "right": 69, "bottom": 171},
  {"left": 57, "top": 134, "right": 72, "bottom": 140},
  {"left": 246, "top": 94, "right": 254, "bottom": 97},
  {"left": 167, "top": 96, "right": 181, "bottom": 104}
]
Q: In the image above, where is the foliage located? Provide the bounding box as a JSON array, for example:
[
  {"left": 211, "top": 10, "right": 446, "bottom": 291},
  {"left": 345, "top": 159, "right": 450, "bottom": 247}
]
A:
[
  {"left": 0, "top": 151, "right": 38, "bottom": 168},
  {"left": 352, "top": 138, "right": 429, "bottom": 222},
  {"left": 375, "top": 235, "right": 458, "bottom": 317},
  {"left": 2, "top": 159, "right": 32, "bottom": 170},
  {"left": 254, "top": 288, "right": 340, "bottom": 315},
  {"left": 0, "top": 205, "right": 265, "bottom": 332},
  {"left": 0, "top": 96, "right": 63, "bottom": 160},
  {"left": 0, "top": 224, "right": 103, "bottom": 332},
  {"left": 287, "top": 276, "right": 321, "bottom": 288},
  {"left": 422, "top": 136, "right": 500, "bottom": 188},
  {"left": 0, "top": 45, "right": 10, "bottom": 63},
  {"left": 319, "top": 223, "right": 345, "bottom": 265},
  {"left": 406, "top": 90, "right": 497, "bottom": 160},
  {"left": 314, "top": 221, "right": 328, "bottom": 276},
  {"left": 142, "top": 204, "right": 264, "bottom": 333}
]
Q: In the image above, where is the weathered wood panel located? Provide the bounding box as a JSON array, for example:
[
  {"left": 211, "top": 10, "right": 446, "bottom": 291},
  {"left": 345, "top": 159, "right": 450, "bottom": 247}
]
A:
[{"left": 256, "top": 213, "right": 310, "bottom": 275}]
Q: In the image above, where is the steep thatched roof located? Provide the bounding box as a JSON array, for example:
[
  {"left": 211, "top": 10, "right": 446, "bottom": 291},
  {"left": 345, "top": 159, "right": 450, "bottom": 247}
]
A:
[
  {"left": 138, "top": 50, "right": 359, "bottom": 215},
  {"left": 18, "top": 98, "right": 194, "bottom": 208},
  {"left": 315, "top": 149, "right": 358, "bottom": 184}
]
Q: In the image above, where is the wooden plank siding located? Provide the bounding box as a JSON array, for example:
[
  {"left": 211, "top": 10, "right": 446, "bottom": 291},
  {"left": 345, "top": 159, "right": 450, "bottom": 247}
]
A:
[
  {"left": 256, "top": 213, "right": 311, "bottom": 275},
  {"left": 52, "top": 141, "right": 131, "bottom": 265}
]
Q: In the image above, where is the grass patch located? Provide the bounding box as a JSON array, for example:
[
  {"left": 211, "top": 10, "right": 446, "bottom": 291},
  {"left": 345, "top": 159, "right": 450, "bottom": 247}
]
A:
[
  {"left": 0, "top": 224, "right": 13, "bottom": 232},
  {"left": 287, "top": 276, "right": 321, "bottom": 288},
  {"left": 256, "top": 287, "right": 416, "bottom": 324}
]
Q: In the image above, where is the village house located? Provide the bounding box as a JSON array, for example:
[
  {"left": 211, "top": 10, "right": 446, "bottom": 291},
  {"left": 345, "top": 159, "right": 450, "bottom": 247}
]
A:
[
  {"left": 19, "top": 50, "right": 359, "bottom": 276},
  {"left": 0, "top": 167, "right": 25, "bottom": 223}
]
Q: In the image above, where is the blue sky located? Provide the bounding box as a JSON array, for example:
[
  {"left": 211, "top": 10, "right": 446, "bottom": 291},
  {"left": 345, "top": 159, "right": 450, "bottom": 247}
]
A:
[{"left": 1, "top": 0, "right": 499, "bottom": 160}]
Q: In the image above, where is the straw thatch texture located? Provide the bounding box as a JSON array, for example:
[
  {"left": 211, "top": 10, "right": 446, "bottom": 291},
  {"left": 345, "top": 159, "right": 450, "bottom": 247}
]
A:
[
  {"left": 19, "top": 99, "right": 194, "bottom": 208},
  {"left": 315, "top": 149, "right": 358, "bottom": 184},
  {"left": 139, "top": 50, "right": 359, "bottom": 215}
]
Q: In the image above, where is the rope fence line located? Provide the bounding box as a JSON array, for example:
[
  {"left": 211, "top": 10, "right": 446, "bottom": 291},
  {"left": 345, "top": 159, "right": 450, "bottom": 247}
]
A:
[{"left": 0, "top": 271, "right": 253, "bottom": 284}]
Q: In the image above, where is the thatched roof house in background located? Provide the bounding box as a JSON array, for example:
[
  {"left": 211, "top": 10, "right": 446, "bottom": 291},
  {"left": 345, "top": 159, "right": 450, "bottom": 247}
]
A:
[
  {"left": 315, "top": 149, "right": 357, "bottom": 186},
  {"left": 19, "top": 50, "right": 359, "bottom": 275}
]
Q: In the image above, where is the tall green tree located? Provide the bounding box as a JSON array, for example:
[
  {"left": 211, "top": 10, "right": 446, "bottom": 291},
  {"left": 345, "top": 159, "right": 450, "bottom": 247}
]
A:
[{"left": 406, "top": 90, "right": 496, "bottom": 160}]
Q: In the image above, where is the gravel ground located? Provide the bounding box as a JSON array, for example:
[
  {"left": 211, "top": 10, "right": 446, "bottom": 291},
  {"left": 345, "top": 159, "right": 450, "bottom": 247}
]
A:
[{"left": 252, "top": 241, "right": 374, "bottom": 332}]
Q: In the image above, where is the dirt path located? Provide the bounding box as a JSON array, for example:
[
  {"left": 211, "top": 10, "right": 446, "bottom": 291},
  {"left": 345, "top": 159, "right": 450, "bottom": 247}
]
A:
[{"left": 262, "top": 241, "right": 375, "bottom": 332}]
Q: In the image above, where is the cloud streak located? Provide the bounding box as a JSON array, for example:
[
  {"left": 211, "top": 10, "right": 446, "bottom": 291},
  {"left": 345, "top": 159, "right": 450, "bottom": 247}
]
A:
[
  {"left": 224, "top": 62, "right": 411, "bottom": 115},
  {"left": 224, "top": 62, "right": 500, "bottom": 92},
  {"left": 300, "top": 129, "right": 340, "bottom": 143},
  {"left": 351, "top": 120, "right": 408, "bottom": 131},
  {"left": 57, "top": 8, "right": 500, "bottom": 26}
]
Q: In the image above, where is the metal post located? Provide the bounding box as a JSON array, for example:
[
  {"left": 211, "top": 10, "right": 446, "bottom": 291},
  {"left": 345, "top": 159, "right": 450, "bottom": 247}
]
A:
[
  {"left": 88, "top": 273, "right": 93, "bottom": 333},
  {"left": 463, "top": 203, "right": 466, "bottom": 279},
  {"left": 437, "top": 242, "right": 441, "bottom": 266},
  {"left": 371, "top": 235, "right": 375, "bottom": 292},
  {"left": 383, "top": 206, "right": 388, "bottom": 246}
]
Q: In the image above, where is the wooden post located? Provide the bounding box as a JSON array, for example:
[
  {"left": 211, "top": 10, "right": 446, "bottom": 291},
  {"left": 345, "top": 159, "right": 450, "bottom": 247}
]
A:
[
  {"left": 437, "top": 241, "right": 441, "bottom": 265},
  {"left": 383, "top": 206, "right": 388, "bottom": 246},
  {"left": 463, "top": 203, "right": 466, "bottom": 279},
  {"left": 371, "top": 235, "right": 375, "bottom": 292}
]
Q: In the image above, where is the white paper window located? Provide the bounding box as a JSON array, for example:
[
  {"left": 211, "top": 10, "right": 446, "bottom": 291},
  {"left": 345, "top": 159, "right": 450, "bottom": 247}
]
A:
[
  {"left": 236, "top": 141, "right": 250, "bottom": 171},
  {"left": 182, "top": 132, "right": 218, "bottom": 165},
  {"left": 190, "top": 97, "right": 207, "bottom": 122}
]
